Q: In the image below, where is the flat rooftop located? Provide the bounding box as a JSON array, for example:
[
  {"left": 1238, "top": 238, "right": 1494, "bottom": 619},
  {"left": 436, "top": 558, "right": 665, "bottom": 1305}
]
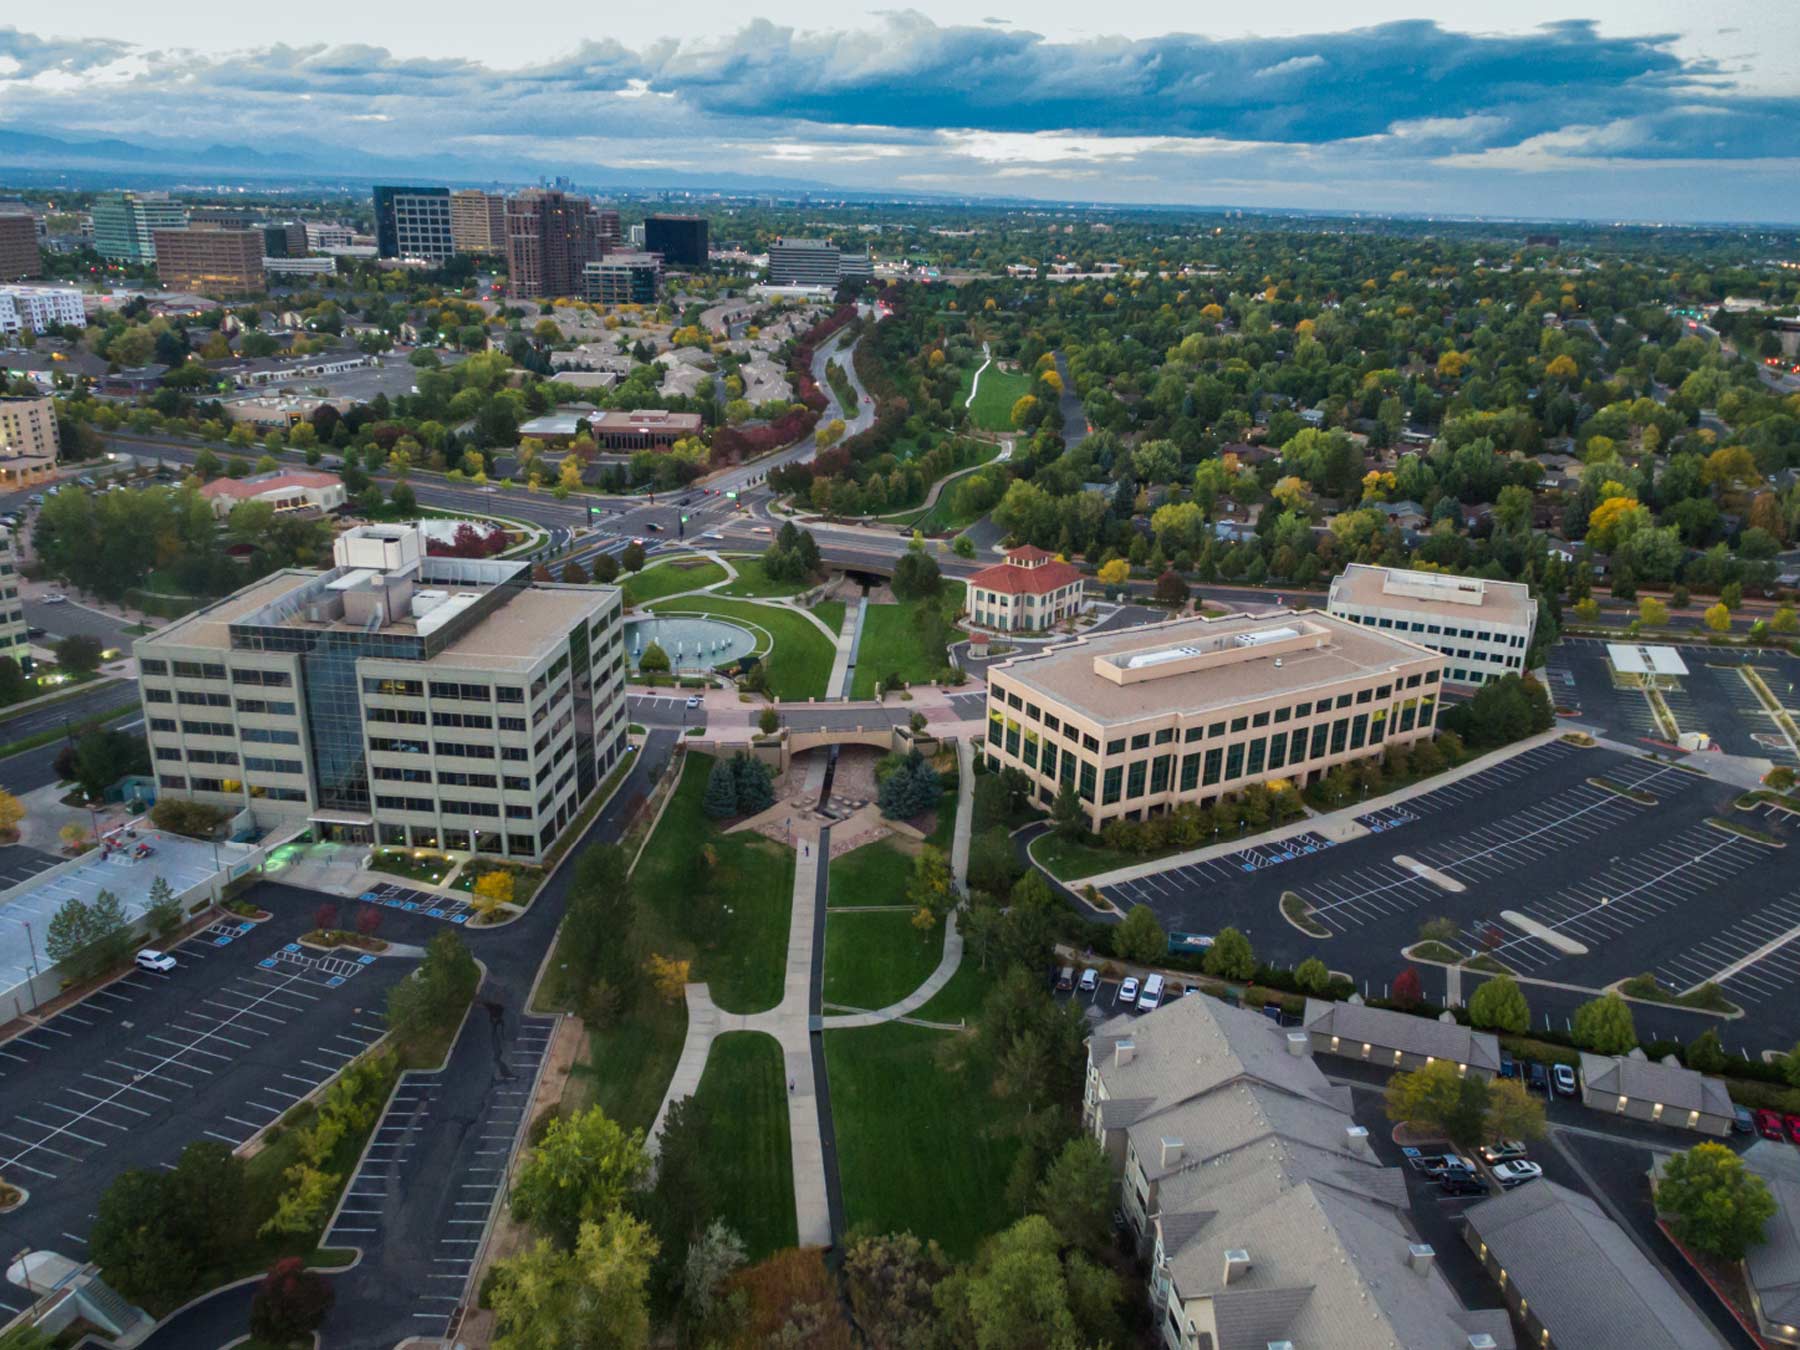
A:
[
  {"left": 1330, "top": 563, "right": 1535, "bottom": 626},
  {"left": 0, "top": 828, "right": 257, "bottom": 995},
  {"left": 141, "top": 569, "right": 317, "bottom": 653},
  {"left": 434, "top": 585, "right": 616, "bottom": 670},
  {"left": 990, "top": 610, "right": 1438, "bottom": 726}
]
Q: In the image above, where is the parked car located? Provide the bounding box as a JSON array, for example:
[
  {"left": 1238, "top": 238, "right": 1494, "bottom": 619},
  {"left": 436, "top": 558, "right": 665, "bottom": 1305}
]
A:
[
  {"left": 1756, "top": 1108, "right": 1786, "bottom": 1141},
  {"left": 1527, "top": 1062, "right": 1549, "bottom": 1093},
  {"left": 1437, "top": 1174, "right": 1487, "bottom": 1197},
  {"left": 41, "top": 592, "right": 65, "bottom": 604},
  {"left": 1498, "top": 1051, "right": 1518, "bottom": 1080},
  {"left": 135, "top": 949, "right": 177, "bottom": 973},
  {"left": 1055, "top": 966, "right": 1076, "bottom": 993},
  {"left": 1409, "top": 1153, "right": 1475, "bottom": 1176},
  {"left": 685, "top": 695, "right": 702, "bottom": 709},
  {"left": 1479, "top": 1141, "right": 1529, "bottom": 1165},
  {"left": 1493, "top": 1161, "right": 1544, "bottom": 1189},
  {"left": 1551, "top": 1064, "right": 1578, "bottom": 1098},
  {"left": 1784, "top": 1114, "right": 1800, "bottom": 1146},
  {"left": 1137, "top": 973, "right": 1165, "bottom": 1012},
  {"left": 1118, "top": 976, "right": 1140, "bottom": 1005},
  {"left": 1078, "top": 968, "right": 1099, "bottom": 996},
  {"left": 1733, "top": 1105, "right": 1756, "bottom": 1136}
]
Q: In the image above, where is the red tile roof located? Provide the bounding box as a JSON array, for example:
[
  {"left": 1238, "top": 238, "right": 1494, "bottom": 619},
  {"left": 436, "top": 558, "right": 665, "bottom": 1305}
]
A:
[
  {"left": 200, "top": 470, "right": 339, "bottom": 500},
  {"left": 1004, "top": 544, "right": 1057, "bottom": 564},
  {"left": 967, "top": 557, "right": 1085, "bottom": 596}
]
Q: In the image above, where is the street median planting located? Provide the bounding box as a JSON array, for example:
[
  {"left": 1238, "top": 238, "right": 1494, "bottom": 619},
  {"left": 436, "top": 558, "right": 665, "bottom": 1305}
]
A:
[{"left": 1281, "top": 891, "right": 1329, "bottom": 938}]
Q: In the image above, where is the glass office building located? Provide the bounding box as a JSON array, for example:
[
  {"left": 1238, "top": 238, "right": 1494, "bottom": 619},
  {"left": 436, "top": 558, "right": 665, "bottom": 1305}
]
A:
[{"left": 134, "top": 526, "right": 628, "bottom": 860}]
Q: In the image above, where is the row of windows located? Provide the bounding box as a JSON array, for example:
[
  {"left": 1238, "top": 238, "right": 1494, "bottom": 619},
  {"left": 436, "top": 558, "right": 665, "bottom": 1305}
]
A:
[
  {"left": 363, "top": 676, "right": 531, "bottom": 704},
  {"left": 236, "top": 698, "right": 297, "bottom": 717},
  {"left": 375, "top": 793, "right": 534, "bottom": 820},
  {"left": 996, "top": 702, "right": 1432, "bottom": 804},
  {"left": 157, "top": 773, "right": 304, "bottom": 802},
  {"left": 1347, "top": 612, "right": 1528, "bottom": 647}
]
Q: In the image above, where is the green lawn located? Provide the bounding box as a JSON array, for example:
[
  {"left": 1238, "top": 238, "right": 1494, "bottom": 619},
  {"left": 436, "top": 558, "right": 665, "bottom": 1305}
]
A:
[
  {"left": 911, "top": 953, "right": 993, "bottom": 1026},
  {"left": 622, "top": 556, "right": 727, "bottom": 605},
  {"left": 827, "top": 839, "right": 914, "bottom": 908},
  {"left": 561, "top": 1000, "right": 689, "bottom": 1134},
  {"left": 958, "top": 362, "right": 1033, "bottom": 433},
  {"left": 693, "top": 1032, "right": 798, "bottom": 1259},
  {"left": 824, "top": 1023, "right": 1021, "bottom": 1258},
  {"left": 823, "top": 910, "right": 946, "bottom": 1010},
  {"left": 849, "top": 582, "right": 966, "bottom": 699},
  {"left": 648, "top": 595, "right": 836, "bottom": 701},
  {"left": 716, "top": 557, "right": 812, "bottom": 599},
  {"left": 812, "top": 598, "right": 847, "bottom": 636},
  {"left": 632, "top": 753, "right": 795, "bottom": 1013}
]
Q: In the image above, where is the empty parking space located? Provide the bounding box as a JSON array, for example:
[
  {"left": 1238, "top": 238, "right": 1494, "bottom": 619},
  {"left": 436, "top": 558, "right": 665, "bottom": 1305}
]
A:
[
  {"left": 1477, "top": 825, "right": 1769, "bottom": 975},
  {"left": 0, "top": 843, "right": 61, "bottom": 893},
  {"left": 1108, "top": 831, "right": 1340, "bottom": 909},
  {"left": 359, "top": 880, "right": 478, "bottom": 925},
  {"left": 1655, "top": 889, "right": 1800, "bottom": 1004},
  {"left": 323, "top": 1014, "right": 556, "bottom": 1336},
  {"left": 1358, "top": 742, "right": 1576, "bottom": 826},
  {"left": 0, "top": 944, "right": 382, "bottom": 1188}
]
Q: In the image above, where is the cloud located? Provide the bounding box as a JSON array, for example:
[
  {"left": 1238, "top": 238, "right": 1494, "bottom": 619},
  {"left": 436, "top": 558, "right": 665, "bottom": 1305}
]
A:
[{"left": 0, "top": 16, "right": 1794, "bottom": 220}]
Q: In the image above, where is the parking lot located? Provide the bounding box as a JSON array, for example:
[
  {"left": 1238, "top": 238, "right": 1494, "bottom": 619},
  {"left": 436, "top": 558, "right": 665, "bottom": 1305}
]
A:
[
  {"left": 1095, "top": 733, "right": 1800, "bottom": 1042},
  {"left": 358, "top": 879, "right": 480, "bottom": 926},
  {"left": 1556, "top": 638, "right": 1800, "bottom": 763},
  {"left": 321, "top": 1010, "right": 555, "bottom": 1338},
  {"left": 0, "top": 916, "right": 414, "bottom": 1319}
]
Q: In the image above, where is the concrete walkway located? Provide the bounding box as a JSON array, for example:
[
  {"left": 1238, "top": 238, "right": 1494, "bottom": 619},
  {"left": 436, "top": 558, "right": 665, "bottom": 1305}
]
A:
[
  {"left": 1068, "top": 728, "right": 1571, "bottom": 891},
  {"left": 646, "top": 821, "right": 832, "bottom": 1247},
  {"left": 827, "top": 596, "right": 867, "bottom": 699}
]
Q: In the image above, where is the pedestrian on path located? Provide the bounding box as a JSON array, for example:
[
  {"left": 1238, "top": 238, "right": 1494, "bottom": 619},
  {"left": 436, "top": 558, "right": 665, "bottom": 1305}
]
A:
[{"left": 788, "top": 1077, "right": 795, "bottom": 1093}]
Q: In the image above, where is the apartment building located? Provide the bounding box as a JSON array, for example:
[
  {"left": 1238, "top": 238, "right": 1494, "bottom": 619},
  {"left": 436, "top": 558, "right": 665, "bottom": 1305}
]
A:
[
  {"left": 91, "top": 191, "right": 188, "bottom": 263},
  {"left": 304, "top": 223, "right": 356, "bottom": 251},
  {"left": 1328, "top": 563, "right": 1536, "bottom": 685},
  {"left": 505, "top": 190, "right": 605, "bottom": 299},
  {"left": 152, "top": 228, "right": 265, "bottom": 296},
  {"left": 1085, "top": 997, "right": 1516, "bottom": 1350},
  {"left": 134, "top": 524, "right": 629, "bottom": 862},
  {"left": 594, "top": 209, "right": 623, "bottom": 254},
  {"left": 984, "top": 611, "right": 1443, "bottom": 831},
  {"left": 0, "top": 531, "right": 27, "bottom": 668},
  {"left": 0, "top": 213, "right": 38, "bottom": 280},
  {"left": 449, "top": 190, "right": 506, "bottom": 254},
  {"left": 580, "top": 252, "right": 661, "bottom": 306},
  {"left": 373, "top": 186, "right": 454, "bottom": 262},
  {"left": 965, "top": 545, "right": 1085, "bottom": 633},
  {"left": 0, "top": 286, "right": 86, "bottom": 337},
  {"left": 644, "top": 214, "right": 708, "bottom": 268},
  {"left": 0, "top": 395, "right": 60, "bottom": 485}
]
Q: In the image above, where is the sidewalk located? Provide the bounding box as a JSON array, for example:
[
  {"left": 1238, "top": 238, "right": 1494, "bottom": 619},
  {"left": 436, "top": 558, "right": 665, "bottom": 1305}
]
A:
[{"left": 645, "top": 818, "right": 832, "bottom": 1247}]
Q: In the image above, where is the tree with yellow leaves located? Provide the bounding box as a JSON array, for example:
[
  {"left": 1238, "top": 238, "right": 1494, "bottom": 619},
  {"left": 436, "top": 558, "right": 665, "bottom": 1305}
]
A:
[
  {"left": 0, "top": 788, "right": 23, "bottom": 841},
  {"left": 471, "top": 869, "right": 514, "bottom": 921},
  {"left": 558, "top": 455, "right": 584, "bottom": 492},
  {"left": 1702, "top": 445, "right": 1759, "bottom": 494},
  {"left": 1271, "top": 476, "right": 1309, "bottom": 512},
  {"left": 1009, "top": 394, "right": 1038, "bottom": 429},
  {"left": 1703, "top": 603, "right": 1732, "bottom": 633},
  {"left": 1097, "top": 559, "right": 1131, "bottom": 586},
  {"left": 1545, "top": 353, "right": 1579, "bottom": 381},
  {"left": 645, "top": 953, "right": 691, "bottom": 1002},
  {"left": 1586, "top": 496, "right": 1649, "bottom": 553},
  {"left": 1360, "top": 470, "right": 1397, "bottom": 503},
  {"left": 1435, "top": 350, "right": 1469, "bottom": 380}
]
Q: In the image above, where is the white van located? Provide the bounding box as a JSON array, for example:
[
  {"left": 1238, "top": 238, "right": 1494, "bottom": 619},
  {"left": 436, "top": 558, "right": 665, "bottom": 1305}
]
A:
[{"left": 1137, "top": 973, "right": 1164, "bottom": 1011}]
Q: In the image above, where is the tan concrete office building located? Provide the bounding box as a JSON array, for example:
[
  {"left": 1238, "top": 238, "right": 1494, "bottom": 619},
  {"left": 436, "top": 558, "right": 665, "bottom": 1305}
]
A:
[
  {"left": 0, "top": 395, "right": 59, "bottom": 486},
  {"left": 984, "top": 611, "right": 1444, "bottom": 831},
  {"left": 134, "top": 525, "right": 629, "bottom": 862},
  {"left": 1328, "top": 563, "right": 1535, "bottom": 686},
  {"left": 152, "top": 227, "right": 265, "bottom": 296},
  {"left": 450, "top": 190, "right": 506, "bottom": 254}
]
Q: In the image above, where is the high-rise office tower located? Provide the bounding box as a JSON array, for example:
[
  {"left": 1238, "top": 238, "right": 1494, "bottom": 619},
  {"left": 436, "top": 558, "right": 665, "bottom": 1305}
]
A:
[
  {"left": 91, "top": 191, "right": 189, "bottom": 263},
  {"left": 505, "top": 190, "right": 604, "bottom": 299},
  {"left": 372, "top": 186, "right": 454, "bottom": 261},
  {"left": 644, "top": 215, "right": 708, "bottom": 269}
]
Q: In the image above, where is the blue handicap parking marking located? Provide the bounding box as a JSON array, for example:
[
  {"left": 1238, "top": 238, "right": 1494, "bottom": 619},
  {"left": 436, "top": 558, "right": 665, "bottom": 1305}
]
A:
[
  {"left": 285, "top": 943, "right": 301, "bottom": 952},
  {"left": 213, "top": 936, "right": 232, "bottom": 946},
  {"left": 326, "top": 976, "right": 345, "bottom": 987},
  {"left": 402, "top": 901, "right": 418, "bottom": 911},
  {"left": 428, "top": 908, "right": 445, "bottom": 918},
  {"left": 358, "top": 954, "right": 376, "bottom": 965},
  {"left": 361, "top": 891, "right": 378, "bottom": 901},
  {"left": 236, "top": 923, "right": 254, "bottom": 934},
  {"left": 452, "top": 914, "right": 467, "bottom": 924},
  {"left": 259, "top": 957, "right": 277, "bottom": 968}
]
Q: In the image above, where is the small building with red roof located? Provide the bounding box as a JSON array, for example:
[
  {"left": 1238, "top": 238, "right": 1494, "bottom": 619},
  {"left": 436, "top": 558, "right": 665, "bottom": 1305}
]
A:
[
  {"left": 966, "top": 546, "right": 1086, "bottom": 633},
  {"left": 198, "top": 469, "right": 346, "bottom": 519}
]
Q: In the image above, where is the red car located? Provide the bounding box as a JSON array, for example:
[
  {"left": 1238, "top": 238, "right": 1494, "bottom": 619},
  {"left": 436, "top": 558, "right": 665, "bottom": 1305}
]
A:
[
  {"left": 1785, "top": 1114, "right": 1800, "bottom": 1146},
  {"left": 1757, "top": 1109, "right": 1785, "bottom": 1141}
]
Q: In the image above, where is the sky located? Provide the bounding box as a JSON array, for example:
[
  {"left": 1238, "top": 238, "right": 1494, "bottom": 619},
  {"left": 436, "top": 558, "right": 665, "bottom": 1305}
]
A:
[{"left": 2, "top": 2, "right": 1798, "bottom": 222}]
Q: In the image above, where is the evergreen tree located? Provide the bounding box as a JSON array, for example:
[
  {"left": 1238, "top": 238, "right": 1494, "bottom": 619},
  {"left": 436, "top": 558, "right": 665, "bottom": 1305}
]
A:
[
  {"left": 702, "top": 757, "right": 740, "bottom": 819},
  {"left": 731, "top": 753, "right": 774, "bottom": 814}
]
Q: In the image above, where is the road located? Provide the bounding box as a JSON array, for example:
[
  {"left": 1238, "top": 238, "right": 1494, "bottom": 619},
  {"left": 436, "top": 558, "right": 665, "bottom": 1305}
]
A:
[
  {"left": 1052, "top": 351, "right": 1087, "bottom": 450},
  {"left": 0, "top": 679, "right": 140, "bottom": 745}
]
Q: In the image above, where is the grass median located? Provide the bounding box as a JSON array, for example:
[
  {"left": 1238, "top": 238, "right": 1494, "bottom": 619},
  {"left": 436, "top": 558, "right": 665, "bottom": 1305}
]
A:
[
  {"left": 622, "top": 556, "right": 727, "bottom": 605},
  {"left": 693, "top": 1031, "right": 797, "bottom": 1259},
  {"left": 849, "top": 583, "right": 965, "bottom": 700},
  {"left": 823, "top": 909, "right": 946, "bottom": 1011}
]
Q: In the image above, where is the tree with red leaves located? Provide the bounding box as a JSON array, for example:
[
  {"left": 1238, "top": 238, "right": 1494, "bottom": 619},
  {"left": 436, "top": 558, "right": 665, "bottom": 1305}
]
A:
[
  {"left": 248, "top": 1258, "right": 334, "bottom": 1342},
  {"left": 356, "top": 906, "right": 382, "bottom": 938},
  {"left": 314, "top": 901, "right": 338, "bottom": 933},
  {"left": 1391, "top": 966, "right": 1423, "bottom": 1009}
]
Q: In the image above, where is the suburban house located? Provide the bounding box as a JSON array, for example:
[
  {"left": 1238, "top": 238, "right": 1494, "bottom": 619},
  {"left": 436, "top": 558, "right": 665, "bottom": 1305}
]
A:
[
  {"left": 1462, "top": 1179, "right": 1726, "bottom": 1350},
  {"left": 198, "top": 469, "right": 347, "bottom": 519},
  {"left": 1084, "top": 996, "right": 1515, "bottom": 1350},
  {"left": 1303, "top": 999, "right": 1503, "bottom": 1079},
  {"left": 1737, "top": 1141, "right": 1800, "bottom": 1346},
  {"left": 1578, "top": 1050, "right": 1735, "bottom": 1137},
  {"left": 964, "top": 545, "right": 1086, "bottom": 634}
]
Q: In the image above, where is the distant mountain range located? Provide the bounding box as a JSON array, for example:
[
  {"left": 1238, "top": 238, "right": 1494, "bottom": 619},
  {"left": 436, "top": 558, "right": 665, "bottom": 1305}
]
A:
[{"left": 0, "top": 126, "right": 841, "bottom": 195}]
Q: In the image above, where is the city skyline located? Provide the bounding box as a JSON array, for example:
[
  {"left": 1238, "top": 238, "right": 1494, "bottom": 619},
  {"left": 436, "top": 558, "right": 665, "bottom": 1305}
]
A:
[{"left": 1, "top": 9, "right": 1797, "bottom": 223}]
